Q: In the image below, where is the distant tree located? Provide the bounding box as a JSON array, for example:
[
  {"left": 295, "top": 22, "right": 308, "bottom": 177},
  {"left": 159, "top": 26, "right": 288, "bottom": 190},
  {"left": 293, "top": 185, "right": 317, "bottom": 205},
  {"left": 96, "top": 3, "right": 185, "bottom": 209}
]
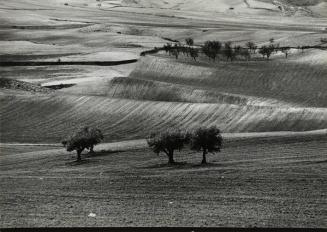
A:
[
  {"left": 62, "top": 126, "right": 104, "bottom": 161},
  {"left": 240, "top": 48, "right": 251, "bottom": 61},
  {"left": 259, "top": 45, "right": 274, "bottom": 60},
  {"left": 170, "top": 43, "right": 180, "bottom": 59},
  {"left": 201, "top": 41, "right": 211, "bottom": 60},
  {"left": 190, "top": 126, "right": 223, "bottom": 164},
  {"left": 246, "top": 41, "right": 257, "bottom": 54},
  {"left": 185, "top": 37, "right": 194, "bottom": 47},
  {"left": 171, "top": 49, "right": 179, "bottom": 59},
  {"left": 274, "top": 43, "right": 280, "bottom": 54},
  {"left": 147, "top": 130, "right": 190, "bottom": 165},
  {"left": 223, "top": 41, "right": 235, "bottom": 62},
  {"left": 281, "top": 47, "right": 291, "bottom": 59},
  {"left": 202, "top": 40, "right": 222, "bottom": 61},
  {"left": 259, "top": 46, "right": 266, "bottom": 58},
  {"left": 189, "top": 48, "right": 199, "bottom": 61},
  {"left": 320, "top": 38, "right": 327, "bottom": 44},
  {"left": 269, "top": 38, "right": 275, "bottom": 44},
  {"left": 163, "top": 43, "right": 172, "bottom": 54}
]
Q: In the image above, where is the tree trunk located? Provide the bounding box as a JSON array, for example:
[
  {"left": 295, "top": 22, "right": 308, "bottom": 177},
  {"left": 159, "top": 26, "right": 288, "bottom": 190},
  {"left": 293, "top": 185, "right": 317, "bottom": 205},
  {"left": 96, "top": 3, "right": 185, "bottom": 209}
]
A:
[
  {"left": 201, "top": 150, "right": 207, "bottom": 164},
  {"left": 89, "top": 145, "right": 94, "bottom": 153},
  {"left": 76, "top": 149, "right": 82, "bottom": 162},
  {"left": 167, "top": 151, "right": 175, "bottom": 165}
]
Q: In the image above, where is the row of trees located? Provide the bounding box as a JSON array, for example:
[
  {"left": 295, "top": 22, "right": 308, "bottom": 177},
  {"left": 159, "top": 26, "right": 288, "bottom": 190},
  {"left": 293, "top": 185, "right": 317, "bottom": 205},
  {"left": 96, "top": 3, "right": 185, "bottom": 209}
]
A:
[
  {"left": 163, "top": 37, "right": 293, "bottom": 62},
  {"left": 62, "top": 126, "right": 223, "bottom": 165},
  {"left": 147, "top": 126, "right": 222, "bottom": 165}
]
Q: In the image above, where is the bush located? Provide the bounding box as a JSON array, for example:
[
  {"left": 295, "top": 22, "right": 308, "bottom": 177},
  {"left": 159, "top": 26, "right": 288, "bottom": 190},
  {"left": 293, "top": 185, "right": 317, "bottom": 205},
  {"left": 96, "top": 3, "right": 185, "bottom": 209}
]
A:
[
  {"left": 62, "top": 126, "right": 104, "bottom": 161},
  {"left": 190, "top": 126, "right": 223, "bottom": 164},
  {"left": 147, "top": 130, "right": 190, "bottom": 164}
]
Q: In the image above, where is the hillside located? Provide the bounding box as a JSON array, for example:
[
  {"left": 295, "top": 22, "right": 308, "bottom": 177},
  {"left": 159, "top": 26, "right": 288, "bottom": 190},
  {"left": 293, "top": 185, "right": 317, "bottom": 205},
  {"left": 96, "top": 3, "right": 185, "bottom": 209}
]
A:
[{"left": 121, "top": 0, "right": 327, "bottom": 16}]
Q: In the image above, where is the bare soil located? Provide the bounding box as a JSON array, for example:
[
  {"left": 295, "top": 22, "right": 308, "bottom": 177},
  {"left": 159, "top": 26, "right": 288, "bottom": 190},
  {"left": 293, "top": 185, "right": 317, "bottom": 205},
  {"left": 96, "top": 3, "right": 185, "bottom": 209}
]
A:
[{"left": 0, "top": 136, "right": 326, "bottom": 227}]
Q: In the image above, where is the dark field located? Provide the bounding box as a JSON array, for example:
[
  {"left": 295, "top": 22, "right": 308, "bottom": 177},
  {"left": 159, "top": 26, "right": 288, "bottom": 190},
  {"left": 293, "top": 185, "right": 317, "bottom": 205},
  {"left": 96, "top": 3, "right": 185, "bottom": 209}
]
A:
[{"left": 1, "top": 137, "right": 326, "bottom": 227}]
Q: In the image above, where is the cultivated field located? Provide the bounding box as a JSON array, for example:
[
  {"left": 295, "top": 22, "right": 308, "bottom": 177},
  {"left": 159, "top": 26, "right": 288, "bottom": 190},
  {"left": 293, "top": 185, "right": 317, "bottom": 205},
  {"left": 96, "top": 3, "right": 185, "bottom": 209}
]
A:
[
  {"left": 0, "top": 0, "right": 327, "bottom": 228},
  {"left": 1, "top": 135, "right": 326, "bottom": 227}
]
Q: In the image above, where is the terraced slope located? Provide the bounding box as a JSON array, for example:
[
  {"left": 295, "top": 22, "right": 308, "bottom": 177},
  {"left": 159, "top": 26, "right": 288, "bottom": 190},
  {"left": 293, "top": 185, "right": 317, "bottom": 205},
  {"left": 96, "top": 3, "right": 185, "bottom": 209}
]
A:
[
  {"left": 130, "top": 55, "right": 327, "bottom": 107},
  {"left": 1, "top": 92, "right": 327, "bottom": 143}
]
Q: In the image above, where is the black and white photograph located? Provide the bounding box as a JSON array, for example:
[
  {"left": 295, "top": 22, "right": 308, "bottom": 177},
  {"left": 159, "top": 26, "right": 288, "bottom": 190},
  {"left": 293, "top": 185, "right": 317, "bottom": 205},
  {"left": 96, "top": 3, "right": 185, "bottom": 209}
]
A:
[{"left": 0, "top": 0, "right": 326, "bottom": 229}]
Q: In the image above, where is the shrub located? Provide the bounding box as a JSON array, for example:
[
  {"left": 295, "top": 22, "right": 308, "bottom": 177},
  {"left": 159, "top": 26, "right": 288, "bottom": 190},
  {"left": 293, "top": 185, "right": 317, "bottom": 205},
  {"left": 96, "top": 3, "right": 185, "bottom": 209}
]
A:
[
  {"left": 62, "top": 126, "right": 104, "bottom": 161},
  {"left": 190, "top": 126, "right": 223, "bottom": 164}
]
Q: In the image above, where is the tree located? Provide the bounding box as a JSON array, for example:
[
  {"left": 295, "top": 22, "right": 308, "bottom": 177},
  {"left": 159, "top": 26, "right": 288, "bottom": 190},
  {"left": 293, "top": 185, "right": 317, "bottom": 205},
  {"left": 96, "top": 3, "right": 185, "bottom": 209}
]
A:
[
  {"left": 189, "top": 48, "right": 199, "bottom": 61},
  {"left": 190, "top": 126, "right": 223, "bottom": 164},
  {"left": 185, "top": 37, "right": 194, "bottom": 47},
  {"left": 246, "top": 41, "right": 257, "bottom": 54},
  {"left": 163, "top": 43, "right": 172, "bottom": 54},
  {"left": 171, "top": 49, "right": 179, "bottom": 59},
  {"left": 281, "top": 47, "right": 291, "bottom": 59},
  {"left": 202, "top": 40, "right": 222, "bottom": 61},
  {"left": 240, "top": 48, "right": 251, "bottom": 61},
  {"left": 259, "top": 45, "right": 274, "bottom": 60},
  {"left": 62, "top": 126, "right": 104, "bottom": 161},
  {"left": 269, "top": 38, "right": 275, "bottom": 44},
  {"left": 223, "top": 41, "right": 235, "bottom": 62},
  {"left": 147, "top": 130, "right": 190, "bottom": 165}
]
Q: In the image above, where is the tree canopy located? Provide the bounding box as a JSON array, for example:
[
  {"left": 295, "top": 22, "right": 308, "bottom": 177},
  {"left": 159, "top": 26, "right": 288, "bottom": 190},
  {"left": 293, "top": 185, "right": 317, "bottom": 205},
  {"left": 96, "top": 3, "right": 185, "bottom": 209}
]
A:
[
  {"left": 62, "top": 126, "right": 104, "bottom": 161},
  {"left": 191, "top": 126, "right": 223, "bottom": 164},
  {"left": 147, "top": 129, "right": 190, "bottom": 164}
]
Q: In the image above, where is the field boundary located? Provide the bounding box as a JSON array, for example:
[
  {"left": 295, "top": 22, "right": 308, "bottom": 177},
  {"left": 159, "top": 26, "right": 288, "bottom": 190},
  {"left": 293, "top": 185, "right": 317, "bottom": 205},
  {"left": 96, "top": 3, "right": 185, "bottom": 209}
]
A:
[{"left": 0, "top": 59, "right": 138, "bottom": 67}]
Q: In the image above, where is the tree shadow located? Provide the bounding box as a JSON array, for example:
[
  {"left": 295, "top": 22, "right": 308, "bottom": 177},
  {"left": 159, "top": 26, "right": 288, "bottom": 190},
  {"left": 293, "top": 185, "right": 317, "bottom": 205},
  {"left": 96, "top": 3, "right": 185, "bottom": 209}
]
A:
[
  {"left": 144, "top": 161, "right": 188, "bottom": 169},
  {"left": 191, "top": 162, "right": 222, "bottom": 168},
  {"left": 143, "top": 161, "right": 224, "bottom": 170},
  {"left": 65, "top": 159, "right": 90, "bottom": 166},
  {"left": 84, "top": 150, "right": 121, "bottom": 158}
]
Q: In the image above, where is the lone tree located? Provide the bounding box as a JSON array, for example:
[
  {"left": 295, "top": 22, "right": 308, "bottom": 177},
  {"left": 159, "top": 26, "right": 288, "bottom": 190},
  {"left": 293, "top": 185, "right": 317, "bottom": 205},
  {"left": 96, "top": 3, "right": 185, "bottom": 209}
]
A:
[
  {"left": 190, "top": 126, "right": 223, "bottom": 164},
  {"left": 147, "top": 130, "right": 190, "bottom": 165},
  {"left": 62, "top": 126, "right": 104, "bottom": 161}
]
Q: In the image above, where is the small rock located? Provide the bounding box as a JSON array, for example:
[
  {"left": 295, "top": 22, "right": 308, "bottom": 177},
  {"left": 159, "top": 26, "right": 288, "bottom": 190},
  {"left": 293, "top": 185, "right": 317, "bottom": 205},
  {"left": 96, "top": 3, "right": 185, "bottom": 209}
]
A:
[{"left": 88, "top": 213, "right": 96, "bottom": 217}]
